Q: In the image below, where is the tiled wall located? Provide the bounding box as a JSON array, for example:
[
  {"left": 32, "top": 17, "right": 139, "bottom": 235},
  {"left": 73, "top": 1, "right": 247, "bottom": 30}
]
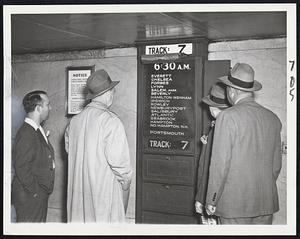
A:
[{"left": 208, "top": 38, "right": 287, "bottom": 224}]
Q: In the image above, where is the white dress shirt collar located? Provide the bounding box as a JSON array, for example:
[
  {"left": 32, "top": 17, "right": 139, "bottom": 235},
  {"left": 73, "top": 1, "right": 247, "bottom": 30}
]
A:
[
  {"left": 24, "top": 117, "right": 48, "bottom": 143},
  {"left": 24, "top": 117, "right": 39, "bottom": 131}
]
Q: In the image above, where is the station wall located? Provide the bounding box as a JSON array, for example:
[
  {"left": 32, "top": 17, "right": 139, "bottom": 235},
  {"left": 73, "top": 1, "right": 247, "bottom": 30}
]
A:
[{"left": 11, "top": 38, "right": 286, "bottom": 224}]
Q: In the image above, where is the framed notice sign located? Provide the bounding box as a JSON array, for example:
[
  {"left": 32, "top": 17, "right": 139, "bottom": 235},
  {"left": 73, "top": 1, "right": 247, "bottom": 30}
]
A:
[{"left": 66, "top": 66, "right": 95, "bottom": 115}]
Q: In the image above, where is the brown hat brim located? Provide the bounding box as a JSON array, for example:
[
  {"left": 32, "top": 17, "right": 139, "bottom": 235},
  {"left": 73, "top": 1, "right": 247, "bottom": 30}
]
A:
[
  {"left": 218, "top": 75, "right": 262, "bottom": 92},
  {"left": 202, "top": 95, "right": 229, "bottom": 108},
  {"left": 86, "top": 81, "right": 119, "bottom": 100}
]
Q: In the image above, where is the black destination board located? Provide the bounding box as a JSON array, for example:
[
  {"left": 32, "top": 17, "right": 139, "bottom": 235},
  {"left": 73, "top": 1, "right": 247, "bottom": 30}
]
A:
[{"left": 143, "top": 59, "right": 195, "bottom": 153}]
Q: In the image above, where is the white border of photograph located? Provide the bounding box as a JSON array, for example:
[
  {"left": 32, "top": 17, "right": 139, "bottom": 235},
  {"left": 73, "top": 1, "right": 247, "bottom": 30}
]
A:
[{"left": 3, "top": 3, "right": 296, "bottom": 235}]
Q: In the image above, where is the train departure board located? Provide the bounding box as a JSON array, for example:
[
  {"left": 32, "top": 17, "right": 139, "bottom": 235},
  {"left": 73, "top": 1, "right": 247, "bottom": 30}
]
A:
[{"left": 143, "top": 59, "right": 195, "bottom": 154}]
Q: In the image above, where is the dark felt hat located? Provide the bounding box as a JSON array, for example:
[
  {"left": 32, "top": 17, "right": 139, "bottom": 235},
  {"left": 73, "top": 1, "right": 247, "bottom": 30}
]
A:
[
  {"left": 86, "top": 69, "right": 119, "bottom": 100},
  {"left": 202, "top": 83, "right": 230, "bottom": 108}
]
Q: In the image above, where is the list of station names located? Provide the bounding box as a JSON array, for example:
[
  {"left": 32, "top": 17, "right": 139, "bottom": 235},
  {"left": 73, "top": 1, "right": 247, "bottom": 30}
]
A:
[{"left": 144, "top": 60, "right": 195, "bottom": 152}]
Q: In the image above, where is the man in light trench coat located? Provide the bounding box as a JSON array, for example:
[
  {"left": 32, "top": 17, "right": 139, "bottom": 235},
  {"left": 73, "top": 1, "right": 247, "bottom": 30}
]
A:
[
  {"left": 65, "top": 69, "right": 133, "bottom": 223},
  {"left": 205, "top": 63, "right": 282, "bottom": 224}
]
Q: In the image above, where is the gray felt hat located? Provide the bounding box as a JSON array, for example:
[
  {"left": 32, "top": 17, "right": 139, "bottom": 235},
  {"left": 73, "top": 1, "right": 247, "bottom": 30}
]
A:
[{"left": 86, "top": 69, "right": 119, "bottom": 100}]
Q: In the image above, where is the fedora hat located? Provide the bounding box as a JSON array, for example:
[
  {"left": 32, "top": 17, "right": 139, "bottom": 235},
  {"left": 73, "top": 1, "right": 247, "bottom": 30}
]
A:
[
  {"left": 86, "top": 69, "right": 119, "bottom": 100},
  {"left": 202, "top": 83, "right": 230, "bottom": 108},
  {"left": 219, "top": 63, "right": 262, "bottom": 91}
]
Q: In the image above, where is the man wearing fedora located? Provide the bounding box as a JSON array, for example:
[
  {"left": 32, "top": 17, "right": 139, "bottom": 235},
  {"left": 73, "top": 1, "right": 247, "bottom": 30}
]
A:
[
  {"left": 65, "top": 69, "right": 132, "bottom": 223},
  {"left": 205, "top": 63, "right": 282, "bottom": 224},
  {"left": 195, "top": 83, "right": 230, "bottom": 225}
]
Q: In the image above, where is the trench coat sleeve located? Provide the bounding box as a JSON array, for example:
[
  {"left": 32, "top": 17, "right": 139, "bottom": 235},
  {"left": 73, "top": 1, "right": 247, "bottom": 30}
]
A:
[
  {"left": 13, "top": 129, "right": 38, "bottom": 195},
  {"left": 64, "top": 123, "right": 70, "bottom": 154},
  {"left": 206, "top": 111, "right": 235, "bottom": 206},
  {"left": 273, "top": 124, "right": 282, "bottom": 180},
  {"left": 104, "top": 117, "right": 132, "bottom": 190}
]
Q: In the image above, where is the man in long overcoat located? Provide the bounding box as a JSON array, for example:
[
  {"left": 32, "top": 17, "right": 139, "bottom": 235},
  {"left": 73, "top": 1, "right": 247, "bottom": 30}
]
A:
[
  {"left": 205, "top": 63, "right": 282, "bottom": 224},
  {"left": 65, "top": 69, "right": 132, "bottom": 223}
]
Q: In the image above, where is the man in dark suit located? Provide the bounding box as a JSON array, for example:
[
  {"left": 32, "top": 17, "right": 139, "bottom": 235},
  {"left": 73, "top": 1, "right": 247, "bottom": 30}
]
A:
[
  {"left": 195, "top": 83, "right": 230, "bottom": 225},
  {"left": 12, "top": 90, "right": 55, "bottom": 222},
  {"left": 205, "top": 63, "right": 282, "bottom": 224}
]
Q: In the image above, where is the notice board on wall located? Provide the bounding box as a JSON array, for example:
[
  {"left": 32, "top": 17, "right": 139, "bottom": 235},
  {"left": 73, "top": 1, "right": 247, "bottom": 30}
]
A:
[
  {"left": 143, "top": 58, "right": 195, "bottom": 154},
  {"left": 66, "top": 65, "right": 95, "bottom": 115}
]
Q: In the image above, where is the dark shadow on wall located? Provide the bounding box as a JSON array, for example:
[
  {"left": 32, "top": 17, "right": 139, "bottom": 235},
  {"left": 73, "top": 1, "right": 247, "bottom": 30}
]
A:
[{"left": 59, "top": 133, "right": 68, "bottom": 223}]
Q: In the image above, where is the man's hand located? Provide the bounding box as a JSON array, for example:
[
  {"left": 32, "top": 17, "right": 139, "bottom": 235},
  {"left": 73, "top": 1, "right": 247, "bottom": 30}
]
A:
[
  {"left": 206, "top": 204, "right": 216, "bottom": 215},
  {"left": 120, "top": 180, "right": 131, "bottom": 191},
  {"left": 200, "top": 135, "right": 208, "bottom": 144},
  {"left": 195, "top": 201, "right": 204, "bottom": 214}
]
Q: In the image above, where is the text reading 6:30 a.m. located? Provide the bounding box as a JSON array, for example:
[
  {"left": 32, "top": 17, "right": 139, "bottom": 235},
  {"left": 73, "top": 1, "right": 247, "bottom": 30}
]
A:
[{"left": 153, "top": 62, "right": 191, "bottom": 71}]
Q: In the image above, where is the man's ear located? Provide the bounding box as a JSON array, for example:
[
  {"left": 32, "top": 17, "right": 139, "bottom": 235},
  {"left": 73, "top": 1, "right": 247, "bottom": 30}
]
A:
[
  {"left": 232, "top": 87, "right": 239, "bottom": 96},
  {"left": 35, "top": 104, "right": 41, "bottom": 113}
]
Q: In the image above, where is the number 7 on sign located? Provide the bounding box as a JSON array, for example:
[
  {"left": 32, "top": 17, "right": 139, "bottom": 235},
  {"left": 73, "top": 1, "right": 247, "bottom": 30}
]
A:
[
  {"left": 181, "top": 141, "right": 189, "bottom": 150},
  {"left": 178, "top": 44, "right": 186, "bottom": 53}
]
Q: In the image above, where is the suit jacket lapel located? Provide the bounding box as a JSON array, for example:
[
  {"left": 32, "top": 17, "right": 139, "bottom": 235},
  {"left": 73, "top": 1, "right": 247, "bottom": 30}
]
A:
[
  {"left": 48, "top": 140, "right": 54, "bottom": 154},
  {"left": 36, "top": 128, "right": 53, "bottom": 152}
]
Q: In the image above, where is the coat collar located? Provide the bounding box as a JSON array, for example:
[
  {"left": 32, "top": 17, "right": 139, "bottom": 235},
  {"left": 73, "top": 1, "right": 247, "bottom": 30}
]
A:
[
  {"left": 22, "top": 122, "right": 53, "bottom": 152},
  {"left": 86, "top": 101, "right": 109, "bottom": 110},
  {"left": 25, "top": 117, "right": 39, "bottom": 130},
  {"left": 25, "top": 117, "right": 49, "bottom": 144},
  {"left": 235, "top": 96, "right": 254, "bottom": 105}
]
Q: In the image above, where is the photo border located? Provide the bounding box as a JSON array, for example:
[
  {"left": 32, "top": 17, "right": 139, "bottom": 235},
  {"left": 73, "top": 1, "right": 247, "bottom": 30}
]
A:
[{"left": 3, "top": 3, "right": 297, "bottom": 236}]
